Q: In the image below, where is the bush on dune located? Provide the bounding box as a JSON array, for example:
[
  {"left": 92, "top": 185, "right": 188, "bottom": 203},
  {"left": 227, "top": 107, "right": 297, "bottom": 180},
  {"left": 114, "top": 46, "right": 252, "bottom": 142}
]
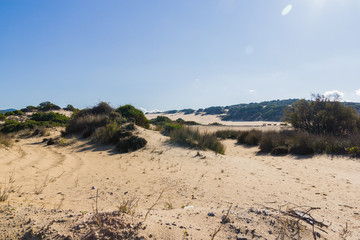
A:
[
  {"left": 116, "top": 105, "right": 149, "bottom": 129},
  {"left": 0, "top": 133, "right": 12, "bottom": 147},
  {"left": 170, "top": 127, "right": 225, "bottom": 154}
]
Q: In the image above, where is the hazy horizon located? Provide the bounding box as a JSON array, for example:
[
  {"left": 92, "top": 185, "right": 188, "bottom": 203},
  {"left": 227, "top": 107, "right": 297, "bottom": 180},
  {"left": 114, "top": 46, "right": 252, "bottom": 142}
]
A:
[{"left": 1, "top": 1, "right": 360, "bottom": 110}]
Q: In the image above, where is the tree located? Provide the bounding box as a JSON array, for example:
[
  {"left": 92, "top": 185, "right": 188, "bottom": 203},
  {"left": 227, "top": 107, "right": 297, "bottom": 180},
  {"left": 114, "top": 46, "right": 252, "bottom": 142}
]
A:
[{"left": 283, "top": 95, "right": 359, "bottom": 136}]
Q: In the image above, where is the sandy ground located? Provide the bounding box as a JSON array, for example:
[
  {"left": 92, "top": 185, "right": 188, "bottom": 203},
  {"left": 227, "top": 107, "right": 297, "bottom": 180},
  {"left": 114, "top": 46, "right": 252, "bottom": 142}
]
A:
[
  {"left": 0, "top": 124, "right": 359, "bottom": 239},
  {"left": 146, "top": 113, "right": 281, "bottom": 127}
]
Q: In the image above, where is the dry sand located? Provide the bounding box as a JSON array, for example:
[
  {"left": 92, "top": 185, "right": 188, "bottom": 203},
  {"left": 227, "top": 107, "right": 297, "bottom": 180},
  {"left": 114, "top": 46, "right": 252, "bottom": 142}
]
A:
[{"left": 0, "top": 121, "right": 359, "bottom": 239}]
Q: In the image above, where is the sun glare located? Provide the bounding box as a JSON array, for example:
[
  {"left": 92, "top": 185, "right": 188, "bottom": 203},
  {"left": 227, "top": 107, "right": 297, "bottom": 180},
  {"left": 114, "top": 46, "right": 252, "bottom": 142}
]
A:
[{"left": 281, "top": 4, "right": 293, "bottom": 16}]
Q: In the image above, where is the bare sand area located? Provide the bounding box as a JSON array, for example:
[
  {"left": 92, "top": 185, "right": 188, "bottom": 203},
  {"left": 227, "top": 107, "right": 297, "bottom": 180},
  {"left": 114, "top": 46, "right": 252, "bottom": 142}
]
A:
[
  {"left": 0, "top": 124, "right": 359, "bottom": 239},
  {"left": 146, "top": 113, "right": 281, "bottom": 127}
]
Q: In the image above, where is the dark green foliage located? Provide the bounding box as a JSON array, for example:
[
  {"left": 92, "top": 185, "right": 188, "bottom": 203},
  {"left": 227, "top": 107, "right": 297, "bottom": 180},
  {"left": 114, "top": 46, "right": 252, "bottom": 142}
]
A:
[
  {"left": 31, "top": 112, "right": 69, "bottom": 124},
  {"left": 223, "top": 99, "right": 298, "bottom": 121},
  {"left": 163, "top": 123, "right": 184, "bottom": 135},
  {"left": 21, "top": 105, "right": 39, "bottom": 113},
  {"left": 203, "top": 106, "right": 225, "bottom": 115},
  {"left": 38, "top": 101, "right": 61, "bottom": 111},
  {"left": 164, "top": 110, "right": 178, "bottom": 114},
  {"left": 283, "top": 96, "right": 360, "bottom": 136},
  {"left": 0, "top": 113, "right": 5, "bottom": 121},
  {"left": 9, "top": 110, "right": 23, "bottom": 116},
  {"left": 150, "top": 116, "right": 172, "bottom": 126},
  {"left": 116, "top": 105, "right": 149, "bottom": 129},
  {"left": 170, "top": 127, "right": 225, "bottom": 154},
  {"left": 64, "top": 104, "right": 78, "bottom": 112},
  {"left": 209, "top": 122, "right": 222, "bottom": 126},
  {"left": 184, "top": 121, "right": 200, "bottom": 126},
  {"left": 175, "top": 118, "right": 185, "bottom": 124},
  {"left": 1, "top": 112, "right": 69, "bottom": 133},
  {"left": 116, "top": 136, "right": 147, "bottom": 153},
  {"left": 179, "top": 109, "right": 195, "bottom": 115},
  {"left": 5, "top": 111, "right": 15, "bottom": 116}
]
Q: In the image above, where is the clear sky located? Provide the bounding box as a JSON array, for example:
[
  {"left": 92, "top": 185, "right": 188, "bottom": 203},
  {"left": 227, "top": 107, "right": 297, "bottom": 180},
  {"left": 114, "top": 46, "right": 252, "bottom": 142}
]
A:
[{"left": 1, "top": 0, "right": 360, "bottom": 111}]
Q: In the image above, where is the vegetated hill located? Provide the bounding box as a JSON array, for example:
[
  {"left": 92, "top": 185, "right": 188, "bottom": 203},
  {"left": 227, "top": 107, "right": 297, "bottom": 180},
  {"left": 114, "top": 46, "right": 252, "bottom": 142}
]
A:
[
  {"left": 160, "top": 99, "right": 360, "bottom": 122},
  {"left": 223, "top": 99, "right": 299, "bottom": 121},
  {"left": 0, "top": 109, "right": 16, "bottom": 114}
]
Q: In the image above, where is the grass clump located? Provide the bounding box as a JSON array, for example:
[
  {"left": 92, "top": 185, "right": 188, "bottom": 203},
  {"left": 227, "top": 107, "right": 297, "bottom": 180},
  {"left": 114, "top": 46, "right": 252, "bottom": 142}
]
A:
[
  {"left": 170, "top": 127, "right": 225, "bottom": 154},
  {"left": 0, "top": 133, "right": 13, "bottom": 148},
  {"left": 215, "top": 130, "right": 241, "bottom": 140}
]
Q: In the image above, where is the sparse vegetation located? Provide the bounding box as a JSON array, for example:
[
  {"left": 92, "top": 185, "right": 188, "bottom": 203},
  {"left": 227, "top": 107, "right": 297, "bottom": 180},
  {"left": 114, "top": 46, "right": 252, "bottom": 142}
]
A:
[
  {"left": 170, "top": 127, "right": 225, "bottom": 154},
  {"left": 0, "top": 133, "right": 13, "bottom": 147},
  {"left": 1, "top": 112, "right": 69, "bottom": 133}
]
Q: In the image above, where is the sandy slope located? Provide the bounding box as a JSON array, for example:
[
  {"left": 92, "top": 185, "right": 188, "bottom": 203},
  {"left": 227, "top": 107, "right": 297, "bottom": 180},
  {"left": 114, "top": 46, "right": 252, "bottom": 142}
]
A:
[{"left": 0, "top": 126, "right": 359, "bottom": 239}]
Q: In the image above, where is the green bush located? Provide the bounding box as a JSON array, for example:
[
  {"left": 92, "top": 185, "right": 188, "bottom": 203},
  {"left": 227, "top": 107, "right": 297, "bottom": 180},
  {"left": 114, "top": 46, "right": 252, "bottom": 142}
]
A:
[
  {"left": 283, "top": 95, "right": 360, "bottom": 136},
  {"left": 64, "top": 104, "right": 79, "bottom": 112},
  {"left": 163, "top": 123, "right": 183, "bottom": 135},
  {"left": 170, "top": 127, "right": 225, "bottom": 154},
  {"left": 116, "top": 136, "right": 147, "bottom": 153},
  {"left": 150, "top": 116, "right": 172, "bottom": 126},
  {"left": 31, "top": 112, "right": 69, "bottom": 124},
  {"left": 5, "top": 111, "right": 15, "bottom": 116},
  {"left": 116, "top": 105, "right": 149, "bottom": 129},
  {"left": 0, "top": 113, "right": 5, "bottom": 121},
  {"left": 38, "top": 101, "right": 61, "bottom": 111}
]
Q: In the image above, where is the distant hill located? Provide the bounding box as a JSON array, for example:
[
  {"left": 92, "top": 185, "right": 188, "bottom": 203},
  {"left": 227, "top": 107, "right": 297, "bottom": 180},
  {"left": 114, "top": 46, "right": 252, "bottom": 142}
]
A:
[
  {"left": 0, "top": 109, "right": 16, "bottom": 114},
  {"left": 160, "top": 99, "right": 360, "bottom": 122}
]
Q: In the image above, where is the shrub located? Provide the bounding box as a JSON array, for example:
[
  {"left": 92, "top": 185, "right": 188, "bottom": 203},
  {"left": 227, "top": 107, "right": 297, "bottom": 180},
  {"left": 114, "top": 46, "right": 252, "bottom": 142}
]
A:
[
  {"left": 271, "top": 146, "right": 289, "bottom": 155},
  {"left": 65, "top": 114, "right": 109, "bottom": 135},
  {"left": 237, "top": 131, "right": 250, "bottom": 144},
  {"left": 0, "top": 113, "right": 5, "bottom": 121},
  {"left": 348, "top": 146, "right": 360, "bottom": 158},
  {"left": 216, "top": 130, "right": 241, "bottom": 140},
  {"left": 75, "top": 102, "right": 113, "bottom": 118},
  {"left": 64, "top": 104, "right": 79, "bottom": 112},
  {"left": 116, "top": 136, "right": 147, "bottom": 153},
  {"left": 162, "top": 123, "right": 183, "bottom": 135},
  {"left": 283, "top": 95, "right": 360, "bottom": 136},
  {"left": 150, "top": 116, "right": 172, "bottom": 126},
  {"left": 31, "top": 112, "right": 69, "bottom": 124},
  {"left": 244, "top": 130, "right": 262, "bottom": 145},
  {"left": 259, "top": 131, "right": 286, "bottom": 152},
  {"left": 170, "top": 127, "right": 225, "bottom": 154},
  {"left": 0, "top": 133, "right": 12, "bottom": 147},
  {"left": 38, "top": 101, "right": 61, "bottom": 111},
  {"left": 92, "top": 121, "right": 122, "bottom": 144},
  {"left": 116, "top": 105, "right": 149, "bottom": 129},
  {"left": 21, "top": 105, "right": 39, "bottom": 113},
  {"left": 5, "top": 111, "right": 14, "bottom": 116}
]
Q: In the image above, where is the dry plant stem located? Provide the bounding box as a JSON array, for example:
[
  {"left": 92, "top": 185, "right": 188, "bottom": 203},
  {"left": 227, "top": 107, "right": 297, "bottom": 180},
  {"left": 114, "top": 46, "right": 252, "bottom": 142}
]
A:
[
  {"left": 210, "top": 203, "right": 233, "bottom": 240},
  {"left": 144, "top": 189, "right": 165, "bottom": 222},
  {"left": 0, "top": 171, "right": 15, "bottom": 202}
]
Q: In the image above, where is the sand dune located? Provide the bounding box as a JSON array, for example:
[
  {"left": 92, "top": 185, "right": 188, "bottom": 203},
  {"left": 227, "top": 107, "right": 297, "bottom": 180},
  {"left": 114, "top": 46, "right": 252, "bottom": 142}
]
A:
[{"left": 0, "top": 125, "right": 359, "bottom": 239}]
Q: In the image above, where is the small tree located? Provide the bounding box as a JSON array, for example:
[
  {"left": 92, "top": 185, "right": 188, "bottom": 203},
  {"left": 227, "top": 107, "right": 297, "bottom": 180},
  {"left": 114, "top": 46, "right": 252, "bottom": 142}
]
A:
[
  {"left": 283, "top": 95, "right": 359, "bottom": 136},
  {"left": 38, "top": 101, "right": 61, "bottom": 111}
]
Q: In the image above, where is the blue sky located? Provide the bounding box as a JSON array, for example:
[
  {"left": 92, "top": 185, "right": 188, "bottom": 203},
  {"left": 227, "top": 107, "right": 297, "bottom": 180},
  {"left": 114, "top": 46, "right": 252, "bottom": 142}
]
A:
[{"left": 1, "top": 0, "right": 360, "bottom": 111}]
